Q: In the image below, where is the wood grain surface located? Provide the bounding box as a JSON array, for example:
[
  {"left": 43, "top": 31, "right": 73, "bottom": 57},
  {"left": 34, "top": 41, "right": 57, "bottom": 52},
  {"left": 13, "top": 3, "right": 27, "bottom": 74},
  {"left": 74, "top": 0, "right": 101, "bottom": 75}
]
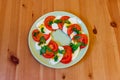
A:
[{"left": 0, "top": 0, "right": 120, "bottom": 80}]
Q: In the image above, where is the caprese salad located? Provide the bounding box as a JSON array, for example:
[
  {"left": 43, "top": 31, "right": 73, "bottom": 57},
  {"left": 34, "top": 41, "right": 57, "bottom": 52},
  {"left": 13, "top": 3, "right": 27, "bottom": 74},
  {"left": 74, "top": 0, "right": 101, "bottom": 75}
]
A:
[{"left": 32, "top": 15, "right": 88, "bottom": 65}]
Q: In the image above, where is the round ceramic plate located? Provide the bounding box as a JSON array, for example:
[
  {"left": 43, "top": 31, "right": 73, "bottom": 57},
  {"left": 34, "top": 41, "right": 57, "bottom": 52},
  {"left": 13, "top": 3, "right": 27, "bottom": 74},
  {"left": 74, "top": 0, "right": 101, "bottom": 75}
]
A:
[{"left": 28, "top": 11, "right": 89, "bottom": 68}]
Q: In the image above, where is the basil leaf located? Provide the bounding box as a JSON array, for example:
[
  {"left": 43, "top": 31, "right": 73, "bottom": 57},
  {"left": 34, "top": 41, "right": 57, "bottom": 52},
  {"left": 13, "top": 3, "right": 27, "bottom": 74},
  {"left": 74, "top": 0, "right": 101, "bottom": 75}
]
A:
[
  {"left": 70, "top": 42, "right": 81, "bottom": 52},
  {"left": 81, "top": 42, "right": 87, "bottom": 46},
  {"left": 74, "top": 35, "right": 81, "bottom": 40},
  {"left": 54, "top": 19, "right": 62, "bottom": 23},
  {"left": 48, "top": 21, "right": 53, "bottom": 26},
  {"left": 72, "top": 28, "right": 80, "bottom": 34},
  {"left": 54, "top": 55, "right": 58, "bottom": 62},
  {"left": 58, "top": 49, "right": 65, "bottom": 54},
  {"left": 64, "top": 20, "right": 71, "bottom": 24},
  {"left": 33, "top": 32, "right": 39, "bottom": 37},
  {"left": 41, "top": 27, "right": 45, "bottom": 33},
  {"left": 38, "top": 36, "right": 46, "bottom": 45},
  {"left": 46, "top": 46, "right": 52, "bottom": 52},
  {"left": 40, "top": 46, "right": 47, "bottom": 55}
]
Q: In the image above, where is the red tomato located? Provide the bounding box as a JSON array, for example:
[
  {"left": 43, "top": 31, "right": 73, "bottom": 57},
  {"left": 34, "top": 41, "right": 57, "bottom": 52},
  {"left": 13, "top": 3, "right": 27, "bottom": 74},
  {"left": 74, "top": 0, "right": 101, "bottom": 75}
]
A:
[
  {"left": 58, "top": 16, "right": 70, "bottom": 29},
  {"left": 67, "top": 24, "right": 81, "bottom": 35},
  {"left": 58, "top": 23, "right": 63, "bottom": 30},
  {"left": 60, "top": 46, "right": 72, "bottom": 64},
  {"left": 48, "top": 40, "right": 58, "bottom": 52},
  {"left": 43, "top": 51, "right": 54, "bottom": 58},
  {"left": 32, "top": 29, "right": 42, "bottom": 42},
  {"left": 73, "top": 34, "right": 88, "bottom": 49},
  {"left": 61, "top": 16, "right": 70, "bottom": 20},
  {"left": 43, "top": 34, "right": 50, "bottom": 40},
  {"left": 44, "top": 16, "right": 55, "bottom": 31}
]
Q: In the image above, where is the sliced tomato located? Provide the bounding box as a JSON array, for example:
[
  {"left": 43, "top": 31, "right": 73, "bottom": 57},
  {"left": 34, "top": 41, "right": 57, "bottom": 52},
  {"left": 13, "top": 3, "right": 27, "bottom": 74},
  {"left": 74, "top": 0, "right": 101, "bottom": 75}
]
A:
[
  {"left": 73, "top": 34, "right": 88, "bottom": 49},
  {"left": 58, "top": 23, "right": 63, "bottom": 29},
  {"left": 44, "top": 16, "right": 55, "bottom": 31},
  {"left": 61, "top": 16, "right": 70, "bottom": 21},
  {"left": 60, "top": 46, "right": 72, "bottom": 64},
  {"left": 48, "top": 40, "right": 58, "bottom": 52},
  {"left": 67, "top": 24, "right": 81, "bottom": 35},
  {"left": 43, "top": 34, "right": 50, "bottom": 40},
  {"left": 32, "top": 29, "right": 42, "bottom": 42},
  {"left": 58, "top": 16, "right": 70, "bottom": 29},
  {"left": 43, "top": 51, "right": 54, "bottom": 58}
]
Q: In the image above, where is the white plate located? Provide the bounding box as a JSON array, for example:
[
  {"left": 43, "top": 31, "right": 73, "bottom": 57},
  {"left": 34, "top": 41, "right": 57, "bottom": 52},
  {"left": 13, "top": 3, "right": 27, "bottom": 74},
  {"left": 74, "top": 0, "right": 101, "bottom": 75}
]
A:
[{"left": 28, "top": 11, "right": 89, "bottom": 68}]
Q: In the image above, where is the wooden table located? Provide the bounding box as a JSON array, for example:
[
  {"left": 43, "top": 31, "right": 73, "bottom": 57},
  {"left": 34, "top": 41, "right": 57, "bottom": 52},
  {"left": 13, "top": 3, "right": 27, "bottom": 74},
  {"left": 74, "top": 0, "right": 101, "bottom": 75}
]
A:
[{"left": 0, "top": 0, "right": 120, "bottom": 80}]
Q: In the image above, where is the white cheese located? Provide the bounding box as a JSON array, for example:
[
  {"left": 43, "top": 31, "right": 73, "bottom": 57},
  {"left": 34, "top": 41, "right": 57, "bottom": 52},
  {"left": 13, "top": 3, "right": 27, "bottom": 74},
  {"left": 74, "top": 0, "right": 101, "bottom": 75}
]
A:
[
  {"left": 52, "top": 23, "right": 59, "bottom": 29},
  {"left": 62, "top": 25, "right": 68, "bottom": 34},
  {"left": 70, "top": 32, "right": 77, "bottom": 39},
  {"left": 46, "top": 36, "right": 51, "bottom": 45},
  {"left": 72, "top": 47, "right": 80, "bottom": 60},
  {"left": 44, "top": 27, "right": 51, "bottom": 34},
  {"left": 49, "top": 46, "right": 64, "bottom": 65},
  {"left": 35, "top": 42, "right": 41, "bottom": 50}
]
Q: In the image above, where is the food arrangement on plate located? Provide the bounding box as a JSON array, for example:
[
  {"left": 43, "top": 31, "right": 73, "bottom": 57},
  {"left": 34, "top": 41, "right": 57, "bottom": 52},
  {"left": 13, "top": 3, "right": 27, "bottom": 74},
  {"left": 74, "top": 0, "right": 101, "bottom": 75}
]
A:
[{"left": 31, "top": 15, "right": 88, "bottom": 65}]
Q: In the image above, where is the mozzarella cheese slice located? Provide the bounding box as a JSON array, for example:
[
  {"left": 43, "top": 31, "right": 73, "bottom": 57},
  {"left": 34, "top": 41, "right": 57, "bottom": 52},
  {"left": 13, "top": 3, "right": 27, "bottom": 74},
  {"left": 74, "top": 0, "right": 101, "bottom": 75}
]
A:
[
  {"left": 52, "top": 23, "right": 59, "bottom": 29},
  {"left": 49, "top": 53, "right": 63, "bottom": 65},
  {"left": 49, "top": 46, "right": 64, "bottom": 65},
  {"left": 35, "top": 42, "right": 46, "bottom": 50},
  {"left": 35, "top": 42, "right": 41, "bottom": 50},
  {"left": 72, "top": 47, "right": 80, "bottom": 60},
  {"left": 44, "top": 27, "right": 51, "bottom": 34},
  {"left": 70, "top": 32, "right": 77, "bottom": 39},
  {"left": 46, "top": 36, "right": 51, "bottom": 45},
  {"left": 62, "top": 25, "right": 68, "bottom": 34}
]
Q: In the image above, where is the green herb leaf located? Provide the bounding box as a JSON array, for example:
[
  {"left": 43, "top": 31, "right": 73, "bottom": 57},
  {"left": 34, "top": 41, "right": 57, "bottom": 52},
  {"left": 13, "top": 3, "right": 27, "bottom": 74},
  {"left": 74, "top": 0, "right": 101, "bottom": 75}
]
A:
[
  {"left": 70, "top": 42, "right": 81, "bottom": 52},
  {"left": 40, "top": 46, "right": 47, "bottom": 55},
  {"left": 58, "top": 49, "right": 65, "bottom": 54},
  {"left": 38, "top": 36, "right": 46, "bottom": 45},
  {"left": 72, "top": 28, "right": 81, "bottom": 34},
  {"left": 54, "top": 19, "right": 62, "bottom": 23},
  {"left": 48, "top": 21, "right": 53, "bottom": 26},
  {"left": 41, "top": 27, "right": 45, "bottom": 33},
  {"left": 33, "top": 32, "right": 39, "bottom": 37},
  {"left": 66, "top": 26, "right": 70, "bottom": 28},
  {"left": 64, "top": 20, "right": 71, "bottom": 24},
  {"left": 81, "top": 42, "right": 87, "bottom": 46},
  {"left": 54, "top": 55, "right": 58, "bottom": 62},
  {"left": 74, "top": 35, "right": 81, "bottom": 40},
  {"left": 46, "top": 46, "right": 52, "bottom": 52}
]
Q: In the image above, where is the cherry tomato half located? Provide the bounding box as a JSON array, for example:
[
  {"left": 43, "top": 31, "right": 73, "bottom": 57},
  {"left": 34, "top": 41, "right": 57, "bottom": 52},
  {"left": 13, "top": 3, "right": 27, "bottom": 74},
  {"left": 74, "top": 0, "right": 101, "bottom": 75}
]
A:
[
  {"left": 43, "top": 51, "right": 54, "bottom": 58},
  {"left": 44, "top": 16, "right": 55, "bottom": 31},
  {"left": 58, "top": 16, "right": 70, "bottom": 29},
  {"left": 32, "top": 29, "right": 42, "bottom": 42},
  {"left": 48, "top": 40, "right": 58, "bottom": 52},
  {"left": 67, "top": 24, "right": 81, "bottom": 35},
  {"left": 60, "top": 46, "right": 72, "bottom": 64},
  {"left": 73, "top": 34, "right": 88, "bottom": 49}
]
